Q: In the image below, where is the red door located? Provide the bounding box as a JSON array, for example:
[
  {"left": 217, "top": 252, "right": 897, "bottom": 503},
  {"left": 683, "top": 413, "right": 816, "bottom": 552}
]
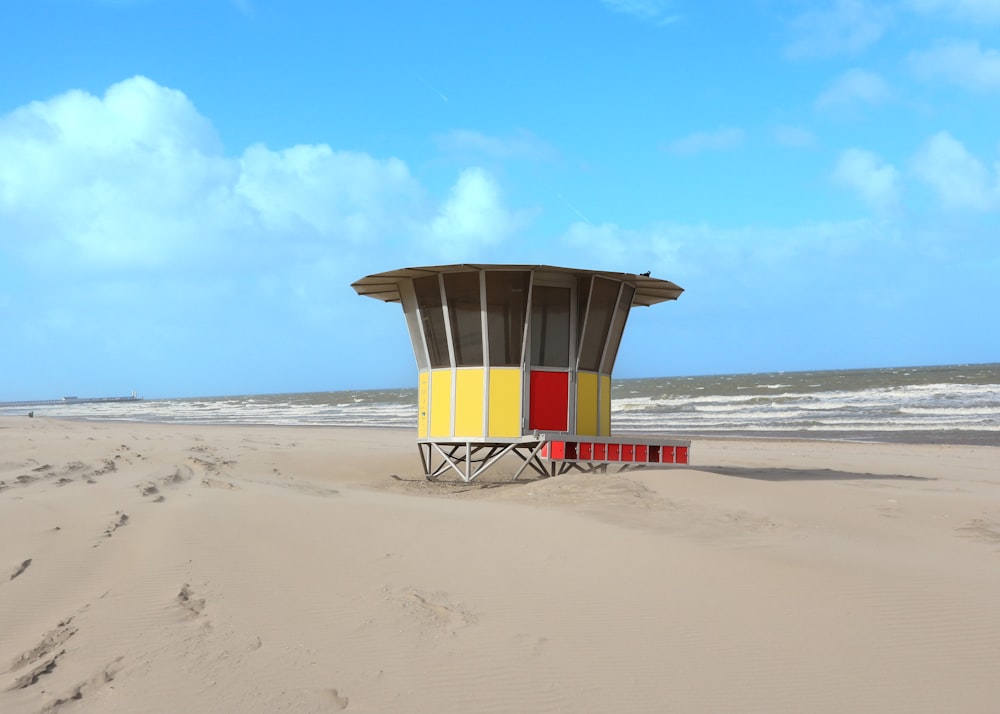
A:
[
  {"left": 529, "top": 370, "right": 569, "bottom": 431},
  {"left": 527, "top": 280, "right": 572, "bottom": 432}
]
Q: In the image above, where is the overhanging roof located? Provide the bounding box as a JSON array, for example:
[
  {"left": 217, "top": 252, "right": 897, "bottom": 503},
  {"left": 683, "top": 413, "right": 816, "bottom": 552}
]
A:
[{"left": 352, "top": 264, "right": 683, "bottom": 307}]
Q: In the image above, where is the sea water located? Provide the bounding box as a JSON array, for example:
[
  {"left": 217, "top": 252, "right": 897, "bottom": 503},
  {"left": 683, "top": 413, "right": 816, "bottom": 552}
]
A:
[{"left": 4, "top": 363, "right": 999, "bottom": 444}]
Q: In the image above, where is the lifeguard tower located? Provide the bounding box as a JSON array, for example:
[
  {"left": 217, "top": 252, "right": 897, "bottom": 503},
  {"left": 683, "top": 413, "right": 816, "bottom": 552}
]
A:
[{"left": 352, "top": 264, "right": 691, "bottom": 482}]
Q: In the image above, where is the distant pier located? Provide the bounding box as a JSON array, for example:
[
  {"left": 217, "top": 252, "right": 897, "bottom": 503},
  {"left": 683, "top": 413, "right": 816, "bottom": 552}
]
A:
[{"left": 0, "top": 396, "right": 142, "bottom": 408}]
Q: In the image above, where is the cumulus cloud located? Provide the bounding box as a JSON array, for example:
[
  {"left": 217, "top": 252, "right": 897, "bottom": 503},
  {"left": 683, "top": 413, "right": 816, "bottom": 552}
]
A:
[
  {"left": 565, "top": 222, "right": 656, "bottom": 265},
  {"left": 421, "top": 168, "right": 527, "bottom": 257},
  {"left": 832, "top": 148, "right": 901, "bottom": 210},
  {"left": 910, "top": 131, "right": 1000, "bottom": 211},
  {"left": 0, "top": 76, "right": 235, "bottom": 268},
  {"left": 908, "top": 40, "right": 1000, "bottom": 91},
  {"left": 905, "top": 0, "right": 1000, "bottom": 23},
  {"left": 0, "top": 76, "right": 527, "bottom": 275},
  {"left": 235, "top": 143, "right": 422, "bottom": 241},
  {"left": 556, "top": 215, "right": 991, "bottom": 378},
  {"left": 785, "top": 0, "right": 892, "bottom": 59},
  {"left": 559, "top": 218, "right": 887, "bottom": 302},
  {"left": 663, "top": 128, "right": 745, "bottom": 156},
  {"left": 600, "top": 0, "right": 681, "bottom": 26},
  {"left": 562, "top": 222, "right": 690, "bottom": 285},
  {"left": 816, "top": 69, "right": 892, "bottom": 111}
]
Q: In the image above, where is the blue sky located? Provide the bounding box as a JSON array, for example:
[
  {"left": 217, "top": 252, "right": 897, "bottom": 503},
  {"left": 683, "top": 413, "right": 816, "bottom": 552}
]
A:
[{"left": 1, "top": 0, "right": 998, "bottom": 399}]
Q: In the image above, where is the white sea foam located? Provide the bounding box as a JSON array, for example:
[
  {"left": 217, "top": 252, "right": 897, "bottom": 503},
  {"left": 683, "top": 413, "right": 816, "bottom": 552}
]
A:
[
  {"left": 609, "top": 372, "right": 1000, "bottom": 434},
  {"left": 4, "top": 364, "right": 998, "bottom": 437}
]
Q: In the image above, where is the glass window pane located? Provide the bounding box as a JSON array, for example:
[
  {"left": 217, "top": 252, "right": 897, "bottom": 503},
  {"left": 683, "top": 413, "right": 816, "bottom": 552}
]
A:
[
  {"left": 601, "top": 284, "right": 635, "bottom": 373},
  {"left": 444, "top": 272, "right": 483, "bottom": 367},
  {"left": 413, "top": 275, "right": 450, "bottom": 368},
  {"left": 400, "top": 291, "right": 429, "bottom": 370},
  {"left": 530, "top": 285, "right": 570, "bottom": 368},
  {"left": 578, "top": 277, "right": 620, "bottom": 372},
  {"left": 486, "top": 271, "right": 529, "bottom": 367},
  {"left": 576, "top": 275, "right": 591, "bottom": 349}
]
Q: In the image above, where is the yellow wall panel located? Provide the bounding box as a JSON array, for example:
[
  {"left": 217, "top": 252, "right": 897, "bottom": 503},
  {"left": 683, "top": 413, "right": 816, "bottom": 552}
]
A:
[
  {"left": 418, "top": 371, "right": 429, "bottom": 438},
  {"left": 430, "top": 369, "right": 452, "bottom": 438},
  {"left": 599, "top": 373, "right": 612, "bottom": 436},
  {"left": 488, "top": 368, "right": 522, "bottom": 437},
  {"left": 454, "top": 368, "right": 485, "bottom": 437},
  {"left": 576, "top": 371, "right": 599, "bottom": 436}
]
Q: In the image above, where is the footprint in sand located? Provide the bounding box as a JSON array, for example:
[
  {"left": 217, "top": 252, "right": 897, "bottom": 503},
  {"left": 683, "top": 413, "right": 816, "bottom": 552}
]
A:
[
  {"left": 188, "top": 446, "right": 237, "bottom": 481},
  {"left": 139, "top": 465, "right": 194, "bottom": 501},
  {"left": 9, "top": 617, "right": 77, "bottom": 673},
  {"left": 956, "top": 518, "right": 1000, "bottom": 546},
  {"left": 201, "top": 478, "right": 237, "bottom": 490},
  {"left": 9, "top": 558, "right": 32, "bottom": 581},
  {"left": 7, "top": 650, "right": 64, "bottom": 691},
  {"left": 328, "top": 688, "right": 350, "bottom": 710},
  {"left": 163, "top": 465, "right": 193, "bottom": 486},
  {"left": 40, "top": 656, "right": 124, "bottom": 712},
  {"left": 115, "top": 444, "right": 141, "bottom": 464},
  {"left": 177, "top": 583, "right": 206, "bottom": 617},
  {"left": 391, "top": 587, "right": 475, "bottom": 632},
  {"left": 95, "top": 512, "right": 129, "bottom": 544},
  {"left": 90, "top": 459, "right": 117, "bottom": 477}
]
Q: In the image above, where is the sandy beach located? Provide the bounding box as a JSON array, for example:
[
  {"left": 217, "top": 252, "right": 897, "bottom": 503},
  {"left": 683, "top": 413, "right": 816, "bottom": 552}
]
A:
[{"left": 2, "top": 417, "right": 999, "bottom": 713}]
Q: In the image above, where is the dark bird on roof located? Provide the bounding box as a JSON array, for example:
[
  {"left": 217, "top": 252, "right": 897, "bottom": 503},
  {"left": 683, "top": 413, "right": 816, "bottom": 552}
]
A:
[{"left": 639, "top": 271, "right": 651, "bottom": 277}]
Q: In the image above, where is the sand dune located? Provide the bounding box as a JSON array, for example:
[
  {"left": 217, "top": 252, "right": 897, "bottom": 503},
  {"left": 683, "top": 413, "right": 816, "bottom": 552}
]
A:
[{"left": 2, "top": 418, "right": 999, "bottom": 712}]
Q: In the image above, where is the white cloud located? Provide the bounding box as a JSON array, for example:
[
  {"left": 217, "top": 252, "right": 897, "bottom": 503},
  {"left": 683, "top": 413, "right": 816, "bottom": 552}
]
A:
[
  {"left": 910, "top": 131, "right": 1000, "bottom": 211},
  {"left": 831, "top": 133, "right": 1000, "bottom": 215},
  {"left": 236, "top": 143, "right": 422, "bottom": 241},
  {"left": 905, "top": 0, "right": 1000, "bottom": 23},
  {"left": 421, "top": 168, "right": 528, "bottom": 257},
  {"left": 0, "top": 76, "right": 529, "bottom": 275},
  {"left": 785, "top": 0, "right": 892, "bottom": 59},
  {"left": 433, "top": 129, "right": 556, "bottom": 161},
  {"left": 908, "top": 40, "right": 1000, "bottom": 91},
  {"left": 0, "top": 76, "right": 234, "bottom": 267},
  {"left": 563, "top": 221, "right": 688, "bottom": 282},
  {"left": 559, "top": 218, "right": 886, "bottom": 300},
  {"left": 816, "top": 69, "right": 892, "bottom": 111},
  {"left": 600, "top": 0, "right": 681, "bottom": 25},
  {"left": 663, "top": 127, "right": 745, "bottom": 156},
  {"left": 832, "top": 148, "right": 901, "bottom": 210}
]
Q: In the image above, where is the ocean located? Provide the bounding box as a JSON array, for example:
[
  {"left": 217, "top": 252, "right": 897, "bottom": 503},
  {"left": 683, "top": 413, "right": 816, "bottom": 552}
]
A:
[{"left": 4, "top": 363, "right": 999, "bottom": 445}]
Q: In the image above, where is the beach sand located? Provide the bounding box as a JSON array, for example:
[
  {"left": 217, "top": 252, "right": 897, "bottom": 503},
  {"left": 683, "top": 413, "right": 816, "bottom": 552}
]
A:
[{"left": 2, "top": 417, "right": 999, "bottom": 713}]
